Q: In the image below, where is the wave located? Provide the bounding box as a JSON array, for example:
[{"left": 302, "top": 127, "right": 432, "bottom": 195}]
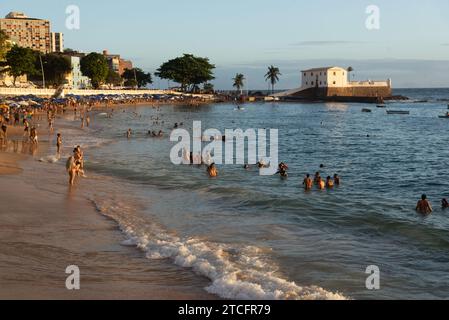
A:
[{"left": 91, "top": 197, "right": 348, "bottom": 300}]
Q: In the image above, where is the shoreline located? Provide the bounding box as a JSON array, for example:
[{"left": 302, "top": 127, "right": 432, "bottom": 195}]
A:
[{"left": 0, "top": 115, "right": 216, "bottom": 300}]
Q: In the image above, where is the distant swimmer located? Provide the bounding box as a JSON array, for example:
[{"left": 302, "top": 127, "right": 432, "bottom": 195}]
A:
[
  {"left": 334, "top": 174, "right": 341, "bottom": 186},
  {"left": 442, "top": 199, "right": 449, "bottom": 210},
  {"left": 244, "top": 164, "right": 251, "bottom": 170},
  {"left": 207, "top": 163, "right": 218, "bottom": 178},
  {"left": 326, "top": 176, "right": 334, "bottom": 188},
  {"left": 127, "top": 128, "right": 132, "bottom": 139},
  {"left": 416, "top": 194, "right": 433, "bottom": 215},
  {"left": 303, "top": 174, "right": 313, "bottom": 190}
]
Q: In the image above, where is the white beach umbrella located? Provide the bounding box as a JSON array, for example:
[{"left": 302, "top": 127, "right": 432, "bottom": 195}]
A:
[{"left": 18, "top": 101, "right": 30, "bottom": 106}]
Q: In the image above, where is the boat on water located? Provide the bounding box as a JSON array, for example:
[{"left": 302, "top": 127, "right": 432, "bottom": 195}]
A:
[
  {"left": 362, "top": 108, "right": 372, "bottom": 113},
  {"left": 439, "top": 115, "right": 449, "bottom": 119},
  {"left": 387, "top": 110, "right": 410, "bottom": 115}
]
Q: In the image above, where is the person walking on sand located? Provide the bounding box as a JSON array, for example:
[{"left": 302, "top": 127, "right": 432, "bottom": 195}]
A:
[
  {"left": 56, "top": 133, "right": 62, "bottom": 154},
  {"left": 86, "top": 115, "right": 90, "bottom": 127},
  {"left": 416, "top": 194, "right": 433, "bottom": 215}
]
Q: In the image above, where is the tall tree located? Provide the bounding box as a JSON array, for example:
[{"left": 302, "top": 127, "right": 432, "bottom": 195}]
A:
[
  {"left": 106, "top": 69, "right": 123, "bottom": 87},
  {"left": 32, "top": 53, "right": 72, "bottom": 87},
  {"left": 233, "top": 73, "right": 245, "bottom": 95},
  {"left": 155, "top": 54, "right": 215, "bottom": 92},
  {"left": 265, "top": 65, "right": 281, "bottom": 94},
  {"left": 80, "top": 52, "right": 109, "bottom": 89},
  {"left": 122, "top": 68, "right": 152, "bottom": 88},
  {"left": 3, "top": 45, "right": 37, "bottom": 85}
]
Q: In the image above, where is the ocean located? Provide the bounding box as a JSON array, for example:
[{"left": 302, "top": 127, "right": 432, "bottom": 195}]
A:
[{"left": 56, "top": 88, "right": 449, "bottom": 300}]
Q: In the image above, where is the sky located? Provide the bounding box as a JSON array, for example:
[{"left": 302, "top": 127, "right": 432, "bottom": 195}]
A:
[{"left": 2, "top": 0, "right": 449, "bottom": 89}]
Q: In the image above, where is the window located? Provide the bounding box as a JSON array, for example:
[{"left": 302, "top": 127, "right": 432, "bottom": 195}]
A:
[
  {"left": 311, "top": 81, "right": 314, "bottom": 85},
  {"left": 311, "top": 72, "right": 314, "bottom": 76},
  {"left": 333, "top": 72, "right": 336, "bottom": 76},
  {"left": 333, "top": 81, "right": 336, "bottom": 85}
]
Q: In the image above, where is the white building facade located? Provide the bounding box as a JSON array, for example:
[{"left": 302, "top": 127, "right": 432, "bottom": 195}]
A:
[
  {"left": 65, "top": 56, "right": 91, "bottom": 89},
  {"left": 301, "top": 67, "right": 348, "bottom": 89}
]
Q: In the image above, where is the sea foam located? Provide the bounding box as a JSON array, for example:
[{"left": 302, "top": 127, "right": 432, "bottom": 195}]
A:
[{"left": 92, "top": 198, "right": 348, "bottom": 300}]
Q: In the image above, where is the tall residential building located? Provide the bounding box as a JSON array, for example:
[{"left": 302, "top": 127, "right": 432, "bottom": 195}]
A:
[
  {"left": 51, "top": 32, "right": 64, "bottom": 53},
  {"left": 0, "top": 12, "right": 51, "bottom": 53}
]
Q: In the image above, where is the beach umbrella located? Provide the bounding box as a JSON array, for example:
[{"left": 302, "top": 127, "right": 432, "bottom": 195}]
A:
[
  {"left": 28, "top": 100, "right": 40, "bottom": 106},
  {"left": 18, "top": 101, "right": 30, "bottom": 106}
]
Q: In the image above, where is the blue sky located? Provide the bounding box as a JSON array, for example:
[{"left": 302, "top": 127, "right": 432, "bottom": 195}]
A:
[{"left": 2, "top": 0, "right": 449, "bottom": 89}]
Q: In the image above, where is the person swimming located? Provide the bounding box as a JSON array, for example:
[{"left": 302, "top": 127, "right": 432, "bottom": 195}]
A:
[
  {"left": 277, "top": 162, "right": 289, "bottom": 178},
  {"left": 207, "top": 163, "right": 218, "bottom": 177},
  {"left": 303, "top": 174, "right": 313, "bottom": 190},
  {"left": 326, "top": 176, "right": 334, "bottom": 188},
  {"left": 416, "top": 194, "right": 433, "bottom": 215},
  {"left": 442, "top": 198, "right": 449, "bottom": 209}
]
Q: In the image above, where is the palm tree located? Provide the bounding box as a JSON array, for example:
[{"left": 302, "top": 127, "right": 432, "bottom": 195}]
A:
[
  {"left": 347, "top": 66, "right": 354, "bottom": 82},
  {"left": 233, "top": 73, "right": 245, "bottom": 95},
  {"left": 265, "top": 65, "right": 281, "bottom": 94}
]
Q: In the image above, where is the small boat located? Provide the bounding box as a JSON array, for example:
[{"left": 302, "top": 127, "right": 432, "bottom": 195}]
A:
[
  {"left": 362, "top": 108, "right": 372, "bottom": 113},
  {"left": 377, "top": 104, "right": 386, "bottom": 108},
  {"left": 387, "top": 110, "right": 410, "bottom": 115},
  {"left": 439, "top": 114, "right": 449, "bottom": 119}
]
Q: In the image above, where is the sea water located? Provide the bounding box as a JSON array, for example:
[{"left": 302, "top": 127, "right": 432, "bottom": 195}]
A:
[{"left": 61, "top": 88, "right": 449, "bottom": 300}]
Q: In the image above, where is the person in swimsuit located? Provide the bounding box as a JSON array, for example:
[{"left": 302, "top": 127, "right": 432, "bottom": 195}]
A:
[
  {"left": 207, "top": 163, "right": 218, "bottom": 177},
  {"left": 416, "top": 194, "right": 433, "bottom": 215},
  {"left": 56, "top": 133, "right": 62, "bottom": 154},
  {"left": 317, "top": 177, "right": 326, "bottom": 190},
  {"left": 442, "top": 198, "right": 449, "bottom": 210},
  {"left": 314, "top": 172, "right": 321, "bottom": 185},
  {"left": 334, "top": 174, "right": 341, "bottom": 186},
  {"left": 303, "top": 174, "right": 313, "bottom": 190},
  {"left": 326, "top": 176, "right": 334, "bottom": 188}
]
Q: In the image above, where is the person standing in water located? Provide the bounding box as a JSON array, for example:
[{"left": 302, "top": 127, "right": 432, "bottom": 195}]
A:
[
  {"left": 334, "top": 174, "right": 341, "bottom": 186},
  {"left": 303, "top": 174, "right": 313, "bottom": 190},
  {"left": 207, "top": 163, "right": 218, "bottom": 177},
  {"left": 317, "top": 176, "right": 326, "bottom": 190},
  {"left": 127, "top": 128, "right": 132, "bottom": 139},
  {"left": 56, "top": 133, "right": 62, "bottom": 154},
  {"left": 416, "top": 195, "right": 433, "bottom": 215},
  {"left": 326, "top": 176, "right": 334, "bottom": 188}
]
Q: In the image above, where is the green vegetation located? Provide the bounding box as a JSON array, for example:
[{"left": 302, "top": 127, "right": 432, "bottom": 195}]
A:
[
  {"left": 265, "top": 65, "right": 281, "bottom": 94},
  {"left": 3, "top": 45, "right": 37, "bottom": 85},
  {"left": 106, "top": 69, "right": 123, "bottom": 87},
  {"left": 347, "top": 66, "right": 354, "bottom": 81},
  {"left": 80, "top": 52, "right": 109, "bottom": 88},
  {"left": 123, "top": 68, "right": 152, "bottom": 88},
  {"left": 233, "top": 73, "right": 245, "bottom": 95},
  {"left": 203, "top": 83, "right": 214, "bottom": 94},
  {"left": 36, "top": 53, "right": 72, "bottom": 87},
  {"left": 155, "top": 54, "right": 215, "bottom": 92}
]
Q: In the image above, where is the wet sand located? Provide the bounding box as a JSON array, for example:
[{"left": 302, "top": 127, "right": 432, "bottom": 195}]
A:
[
  {"left": 0, "top": 150, "right": 215, "bottom": 300},
  {"left": 0, "top": 152, "right": 24, "bottom": 175}
]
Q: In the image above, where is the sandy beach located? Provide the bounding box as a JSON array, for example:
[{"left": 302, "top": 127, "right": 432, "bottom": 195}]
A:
[{"left": 0, "top": 120, "right": 215, "bottom": 300}]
